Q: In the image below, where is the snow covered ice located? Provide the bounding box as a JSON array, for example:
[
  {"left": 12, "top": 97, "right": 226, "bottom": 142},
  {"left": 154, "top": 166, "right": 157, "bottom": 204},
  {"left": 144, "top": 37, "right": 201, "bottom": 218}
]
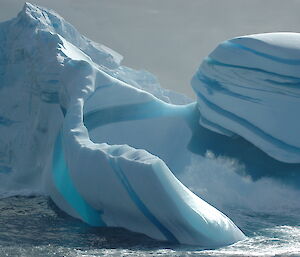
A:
[{"left": 0, "top": 2, "right": 299, "bottom": 249}]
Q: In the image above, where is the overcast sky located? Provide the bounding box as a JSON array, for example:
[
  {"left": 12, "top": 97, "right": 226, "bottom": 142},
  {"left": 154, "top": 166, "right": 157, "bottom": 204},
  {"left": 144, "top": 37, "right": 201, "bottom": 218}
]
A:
[{"left": 1, "top": 0, "right": 300, "bottom": 98}]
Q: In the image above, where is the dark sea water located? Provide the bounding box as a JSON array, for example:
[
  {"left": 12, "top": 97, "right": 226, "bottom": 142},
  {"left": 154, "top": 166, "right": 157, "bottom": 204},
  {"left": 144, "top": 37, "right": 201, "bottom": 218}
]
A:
[{"left": 0, "top": 195, "right": 299, "bottom": 257}]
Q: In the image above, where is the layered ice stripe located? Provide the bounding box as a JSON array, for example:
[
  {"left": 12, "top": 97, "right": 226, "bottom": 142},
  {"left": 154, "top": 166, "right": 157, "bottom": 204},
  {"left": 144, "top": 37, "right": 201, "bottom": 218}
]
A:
[
  {"left": 52, "top": 129, "right": 106, "bottom": 226},
  {"left": 192, "top": 33, "right": 300, "bottom": 163}
]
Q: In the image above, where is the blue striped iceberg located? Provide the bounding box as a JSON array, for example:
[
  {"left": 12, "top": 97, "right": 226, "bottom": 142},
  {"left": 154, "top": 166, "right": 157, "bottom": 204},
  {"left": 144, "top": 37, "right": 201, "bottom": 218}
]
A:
[
  {"left": 0, "top": 3, "right": 245, "bottom": 247},
  {"left": 51, "top": 61, "right": 245, "bottom": 246},
  {"left": 192, "top": 33, "right": 300, "bottom": 163}
]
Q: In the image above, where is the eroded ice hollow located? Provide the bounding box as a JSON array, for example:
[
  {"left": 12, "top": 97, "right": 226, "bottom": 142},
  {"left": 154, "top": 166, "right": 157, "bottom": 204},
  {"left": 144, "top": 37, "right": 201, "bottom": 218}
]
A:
[{"left": 83, "top": 85, "right": 197, "bottom": 177}]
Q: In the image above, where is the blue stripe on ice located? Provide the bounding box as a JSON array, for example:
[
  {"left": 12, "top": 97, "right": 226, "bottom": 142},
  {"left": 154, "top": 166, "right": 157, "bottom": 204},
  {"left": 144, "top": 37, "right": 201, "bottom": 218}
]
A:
[
  {"left": 223, "top": 41, "right": 300, "bottom": 65},
  {"left": 0, "top": 116, "right": 14, "bottom": 126},
  {"left": 52, "top": 130, "right": 106, "bottom": 226},
  {"left": 264, "top": 79, "right": 300, "bottom": 88},
  {"left": 84, "top": 101, "right": 164, "bottom": 130},
  {"left": 84, "top": 100, "right": 194, "bottom": 131},
  {"left": 205, "top": 57, "right": 300, "bottom": 81},
  {"left": 108, "top": 157, "right": 179, "bottom": 243},
  {"left": 196, "top": 71, "right": 260, "bottom": 103},
  {"left": 0, "top": 165, "right": 12, "bottom": 173},
  {"left": 194, "top": 90, "right": 300, "bottom": 154},
  {"left": 199, "top": 114, "right": 235, "bottom": 137}
]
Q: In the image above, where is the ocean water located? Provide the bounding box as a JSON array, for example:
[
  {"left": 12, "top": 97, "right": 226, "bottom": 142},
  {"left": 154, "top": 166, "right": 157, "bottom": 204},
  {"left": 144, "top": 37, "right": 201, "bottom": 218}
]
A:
[
  {"left": 0, "top": 196, "right": 299, "bottom": 257},
  {"left": 0, "top": 151, "right": 300, "bottom": 257}
]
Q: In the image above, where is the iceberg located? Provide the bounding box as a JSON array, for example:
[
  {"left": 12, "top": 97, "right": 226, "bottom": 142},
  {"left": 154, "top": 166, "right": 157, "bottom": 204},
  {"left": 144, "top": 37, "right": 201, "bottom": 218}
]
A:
[
  {"left": 192, "top": 33, "right": 300, "bottom": 163},
  {"left": 0, "top": 3, "right": 245, "bottom": 247}
]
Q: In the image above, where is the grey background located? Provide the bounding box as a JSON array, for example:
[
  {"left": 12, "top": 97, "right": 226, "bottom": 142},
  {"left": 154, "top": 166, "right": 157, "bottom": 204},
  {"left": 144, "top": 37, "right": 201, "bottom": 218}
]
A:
[{"left": 1, "top": 0, "right": 300, "bottom": 98}]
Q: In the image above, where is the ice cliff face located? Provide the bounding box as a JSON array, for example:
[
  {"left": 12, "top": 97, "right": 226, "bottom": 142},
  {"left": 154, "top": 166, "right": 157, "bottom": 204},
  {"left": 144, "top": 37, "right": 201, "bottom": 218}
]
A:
[
  {"left": 0, "top": 3, "right": 245, "bottom": 247},
  {"left": 192, "top": 33, "right": 300, "bottom": 163}
]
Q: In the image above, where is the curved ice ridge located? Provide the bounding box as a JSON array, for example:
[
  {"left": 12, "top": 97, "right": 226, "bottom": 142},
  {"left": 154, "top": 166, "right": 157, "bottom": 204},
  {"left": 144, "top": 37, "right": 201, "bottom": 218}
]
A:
[
  {"left": 55, "top": 48, "right": 244, "bottom": 247},
  {"left": 192, "top": 33, "right": 300, "bottom": 163},
  {"left": 0, "top": 3, "right": 245, "bottom": 247}
]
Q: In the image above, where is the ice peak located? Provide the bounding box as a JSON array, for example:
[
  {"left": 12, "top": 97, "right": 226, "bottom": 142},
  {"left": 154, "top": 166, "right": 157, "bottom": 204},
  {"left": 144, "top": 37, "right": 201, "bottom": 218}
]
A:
[
  {"left": 12, "top": 2, "right": 122, "bottom": 69},
  {"left": 23, "top": 2, "right": 42, "bottom": 12},
  {"left": 18, "top": 2, "right": 67, "bottom": 32}
]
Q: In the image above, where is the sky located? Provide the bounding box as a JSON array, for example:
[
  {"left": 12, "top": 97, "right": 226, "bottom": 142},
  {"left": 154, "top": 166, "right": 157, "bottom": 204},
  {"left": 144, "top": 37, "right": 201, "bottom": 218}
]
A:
[{"left": 1, "top": 0, "right": 300, "bottom": 98}]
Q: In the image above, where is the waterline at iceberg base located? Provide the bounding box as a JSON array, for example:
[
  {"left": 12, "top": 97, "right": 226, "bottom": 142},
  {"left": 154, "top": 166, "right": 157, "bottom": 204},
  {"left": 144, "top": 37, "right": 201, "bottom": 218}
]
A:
[{"left": 0, "top": 2, "right": 300, "bottom": 254}]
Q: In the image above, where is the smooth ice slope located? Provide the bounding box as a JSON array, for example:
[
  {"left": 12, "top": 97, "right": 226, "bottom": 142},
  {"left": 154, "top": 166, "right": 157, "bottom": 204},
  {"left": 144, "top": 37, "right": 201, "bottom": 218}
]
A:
[
  {"left": 192, "top": 33, "right": 300, "bottom": 163},
  {"left": 0, "top": 3, "right": 245, "bottom": 247}
]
